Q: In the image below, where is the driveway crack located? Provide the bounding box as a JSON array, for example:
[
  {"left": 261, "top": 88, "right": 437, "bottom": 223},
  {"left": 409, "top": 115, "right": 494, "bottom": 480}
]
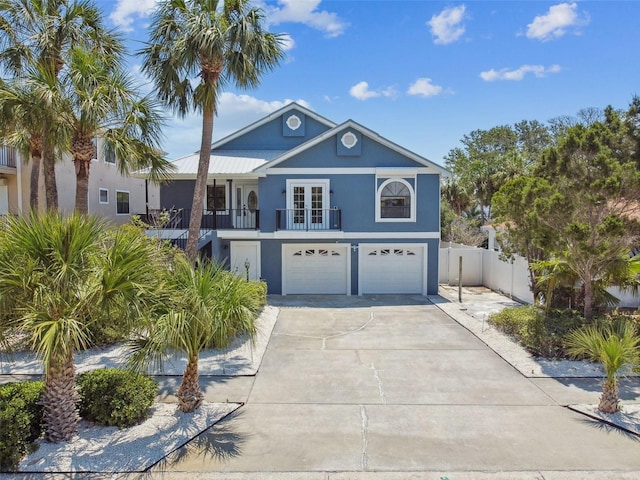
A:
[
  {"left": 360, "top": 404, "right": 369, "bottom": 471},
  {"left": 370, "top": 362, "right": 386, "bottom": 404}
]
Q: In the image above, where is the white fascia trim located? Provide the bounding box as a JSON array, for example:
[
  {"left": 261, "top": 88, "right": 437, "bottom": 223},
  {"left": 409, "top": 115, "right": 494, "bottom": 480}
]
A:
[
  {"left": 212, "top": 103, "right": 336, "bottom": 150},
  {"left": 216, "top": 230, "right": 260, "bottom": 240},
  {"left": 217, "top": 231, "right": 440, "bottom": 240},
  {"left": 266, "top": 168, "right": 435, "bottom": 175},
  {"left": 342, "top": 232, "right": 439, "bottom": 239},
  {"left": 273, "top": 230, "right": 345, "bottom": 240}
]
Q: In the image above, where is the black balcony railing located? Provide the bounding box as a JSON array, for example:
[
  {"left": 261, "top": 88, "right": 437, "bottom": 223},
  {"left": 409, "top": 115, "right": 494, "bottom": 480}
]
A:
[
  {"left": 139, "top": 208, "right": 259, "bottom": 230},
  {"left": 0, "top": 146, "right": 16, "bottom": 168},
  {"left": 276, "top": 208, "right": 342, "bottom": 231}
]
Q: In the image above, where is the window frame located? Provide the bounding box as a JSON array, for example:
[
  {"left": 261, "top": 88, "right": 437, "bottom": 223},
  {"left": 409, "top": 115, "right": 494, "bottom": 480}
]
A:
[
  {"left": 206, "top": 184, "right": 226, "bottom": 210},
  {"left": 98, "top": 188, "right": 109, "bottom": 204},
  {"left": 115, "top": 190, "right": 130, "bottom": 215},
  {"left": 375, "top": 177, "right": 416, "bottom": 223},
  {"left": 104, "top": 145, "right": 116, "bottom": 165}
]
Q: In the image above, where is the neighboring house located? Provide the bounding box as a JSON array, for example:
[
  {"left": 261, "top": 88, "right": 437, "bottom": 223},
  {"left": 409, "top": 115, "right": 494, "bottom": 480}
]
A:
[
  {"left": 144, "top": 103, "right": 449, "bottom": 296},
  {"left": 0, "top": 138, "right": 159, "bottom": 224}
]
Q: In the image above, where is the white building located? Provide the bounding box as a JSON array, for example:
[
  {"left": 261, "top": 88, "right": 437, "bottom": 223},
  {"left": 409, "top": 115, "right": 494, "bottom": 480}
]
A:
[{"left": 0, "top": 138, "right": 159, "bottom": 223}]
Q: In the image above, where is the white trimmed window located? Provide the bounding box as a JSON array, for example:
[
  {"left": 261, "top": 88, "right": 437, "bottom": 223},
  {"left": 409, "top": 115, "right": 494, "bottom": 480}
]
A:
[
  {"left": 99, "top": 188, "right": 109, "bottom": 204},
  {"left": 116, "top": 190, "right": 130, "bottom": 215},
  {"left": 376, "top": 178, "right": 415, "bottom": 222},
  {"left": 104, "top": 145, "right": 116, "bottom": 165}
]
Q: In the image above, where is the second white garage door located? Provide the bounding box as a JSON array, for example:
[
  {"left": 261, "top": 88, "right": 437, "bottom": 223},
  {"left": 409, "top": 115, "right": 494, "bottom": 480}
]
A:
[
  {"left": 282, "top": 244, "right": 350, "bottom": 295},
  {"left": 359, "top": 244, "right": 427, "bottom": 295}
]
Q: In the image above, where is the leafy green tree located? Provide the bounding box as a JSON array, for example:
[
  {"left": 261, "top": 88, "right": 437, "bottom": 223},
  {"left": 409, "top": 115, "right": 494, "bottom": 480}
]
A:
[
  {"left": 128, "top": 257, "right": 262, "bottom": 412},
  {"left": 140, "top": 0, "right": 285, "bottom": 261},
  {"left": 0, "top": 0, "right": 122, "bottom": 210},
  {"left": 0, "top": 213, "right": 165, "bottom": 441},
  {"left": 445, "top": 125, "right": 531, "bottom": 221},
  {"left": 493, "top": 175, "right": 556, "bottom": 299},
  {"left": 533, "top": 109, "right": 640, "bottom": 318},
  {"left": 565, "top": 321, "right": 640, "bottom": 413}
]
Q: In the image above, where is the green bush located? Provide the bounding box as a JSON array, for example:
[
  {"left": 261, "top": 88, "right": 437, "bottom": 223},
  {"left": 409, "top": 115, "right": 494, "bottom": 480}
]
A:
[
  {"left": 77, "top": 369, "right": 157, "bottom": 428},
  {"left": 0, "top": 381, "right": 44, "bottom": 472},
  {"left": 489, "top": 306, "right": 585, "bottom": 358}
]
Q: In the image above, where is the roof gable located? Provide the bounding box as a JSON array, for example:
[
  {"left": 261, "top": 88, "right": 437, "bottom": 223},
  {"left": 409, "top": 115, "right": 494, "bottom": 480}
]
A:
[
  {"left": 211, "top": 102, "right": 336, "bottom": 151},
  {"left": 255, "top": 120, "right": 450, "bottom": 176}
]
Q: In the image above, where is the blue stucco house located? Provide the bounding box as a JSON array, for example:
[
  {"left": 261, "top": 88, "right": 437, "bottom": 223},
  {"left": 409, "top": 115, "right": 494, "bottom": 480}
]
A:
[{"left": 150, "top": 103, "right": 448, "bottom": 295}]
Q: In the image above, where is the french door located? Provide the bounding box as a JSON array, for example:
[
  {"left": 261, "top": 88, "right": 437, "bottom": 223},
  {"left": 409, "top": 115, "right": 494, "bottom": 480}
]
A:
[{"left": 287, "top": 180, "right": 329, "bottom": 230}]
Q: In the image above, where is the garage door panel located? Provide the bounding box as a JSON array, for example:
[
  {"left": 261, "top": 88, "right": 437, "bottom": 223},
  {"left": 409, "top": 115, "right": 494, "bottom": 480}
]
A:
[
  {"left": 283, "top": 245, "right": 349, "bottom": 295},
  {"left": 360, "top": 245, "right": 426, "bottom": 294}
]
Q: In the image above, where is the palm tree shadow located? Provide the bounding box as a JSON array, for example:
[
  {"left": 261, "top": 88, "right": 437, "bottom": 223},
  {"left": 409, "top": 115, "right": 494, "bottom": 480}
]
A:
[
  {"left": 569, "top": 408, "right": 640, "bottom": 442},
  {"left": 147, "top": 409, "right": 248, "bottom": 473}
]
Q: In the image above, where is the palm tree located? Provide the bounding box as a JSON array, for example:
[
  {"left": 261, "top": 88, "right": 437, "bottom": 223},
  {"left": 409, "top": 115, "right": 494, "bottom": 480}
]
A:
[
  {"left": 0, "top": 212, "right": 166, "bottom": 441},
  {"left": 140, "top": 0, "right": 285, "bottom": 261},
  {"left": 0, "top": 0, "right": 123, "bottom": 210},
  {"left": 63, "top": 46, "right": 172, "bottom": 213},
  {"left": 129, "top": 257, "right": 261, "bottom": 412},
  {"left": 565, "top": 321, "right": 640, "bottom": 413},
  {"left": 0, "top": 66, "right": 71, "bottom": 210}
]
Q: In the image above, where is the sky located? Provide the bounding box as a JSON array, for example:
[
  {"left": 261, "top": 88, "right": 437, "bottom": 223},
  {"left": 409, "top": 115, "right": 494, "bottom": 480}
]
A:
[{"left": 94, "top": 0, "right": 640, "bottom": 168}]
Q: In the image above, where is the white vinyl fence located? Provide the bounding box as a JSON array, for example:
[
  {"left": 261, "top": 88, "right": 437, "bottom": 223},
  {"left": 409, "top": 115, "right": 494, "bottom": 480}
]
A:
[{"left": 439, "top": 242, "right": 638, "bottom": 308}]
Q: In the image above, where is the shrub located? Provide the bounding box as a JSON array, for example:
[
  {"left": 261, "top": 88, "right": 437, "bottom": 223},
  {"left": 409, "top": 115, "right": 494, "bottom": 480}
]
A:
[
  {"left": 489, "top": 306, "right": 585, "bottom": 358},
  {"left": 0, "top": 381, "right": 44, "bottom": 472},
  {"left": 77, "top": 369, "right": 157, "bottom": 428}
]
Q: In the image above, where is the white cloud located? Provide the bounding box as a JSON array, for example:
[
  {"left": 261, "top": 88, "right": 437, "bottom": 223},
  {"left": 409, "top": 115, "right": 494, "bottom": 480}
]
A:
[
  {"left": 109, "top": 0, "right": 157, "bottom": 32},
  {"left": 526, "top": 2, "right": 590, "bottom": 41},
  {"left": 427, "top": 5, "right": 466, "bottom": 45},
  {"left": 349, "top": 81, "right": 380, "bottom": 101},
  {"left": 480, "top": 64, "right": 562, "bottom": 81},
  {"left": 162, "top": 94, "right": 311, "bottom": 159},
  {"left": 407, "top": 78, "right": 444, "bottom": 97},
  {"left": 265, "top": 0, "right": 349, "bottom": 38},
  {"left": 280, "top": 34, "right": 295, "bottom": 52}
]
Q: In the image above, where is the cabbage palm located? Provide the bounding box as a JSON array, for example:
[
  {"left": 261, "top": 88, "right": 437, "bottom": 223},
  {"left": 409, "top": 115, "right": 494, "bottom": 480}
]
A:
[
  {"left": 565, "top": 321, "right": 640, "bottom": 413},
  {"left": 63, "top": 47, "right": 172, "bottom": 213},
  {"left": 140, "top": 0, "right": 285, "bottom": 261},
  {"left": 0, "top": 66, "right": 72, "bottom": 210},
  {"left": 129, "top": 257, "right": 261, "bottom": 412},
  {"left": 0, "top": 213, "right": 166, "bottom": 441},
  {"left": 0, "top": 0, "right": 123, "bottom": 210}
]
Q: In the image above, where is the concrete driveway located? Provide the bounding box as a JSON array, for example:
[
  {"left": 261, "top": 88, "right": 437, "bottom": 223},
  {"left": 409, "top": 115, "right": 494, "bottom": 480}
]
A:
[{"left": 154, "top": 295, "right": 640, "bottom": 478}]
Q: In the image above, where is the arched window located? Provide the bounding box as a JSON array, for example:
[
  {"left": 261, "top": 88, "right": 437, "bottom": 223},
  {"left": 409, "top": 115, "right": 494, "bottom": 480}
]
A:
[{"left": 376, "top": 178, "right": 415, "bottom": 222}]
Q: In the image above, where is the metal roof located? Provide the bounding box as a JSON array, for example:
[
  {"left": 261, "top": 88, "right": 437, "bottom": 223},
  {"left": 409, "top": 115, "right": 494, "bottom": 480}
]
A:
[{"left": 167, "top": 150, "right": 284, "bottom": 177}]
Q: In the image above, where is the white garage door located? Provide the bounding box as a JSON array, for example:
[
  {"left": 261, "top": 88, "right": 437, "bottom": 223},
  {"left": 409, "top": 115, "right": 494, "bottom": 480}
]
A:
[
  {"left": 282, "top": 244, "right": 350, "bottom": 295},
  {"left": 359, "top": 244, "right": 426, "bottom": 295}
]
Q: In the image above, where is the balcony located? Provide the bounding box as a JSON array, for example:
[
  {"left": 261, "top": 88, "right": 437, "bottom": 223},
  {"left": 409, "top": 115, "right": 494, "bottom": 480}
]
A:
[
  {"left": 276, "top": 208, "right": 342, "bottom": 231},
  {"left": 0, "top": 146, "right": 17, "bottom": 169},
  {"left": 140, "top": 208, "right": 259, "bottom": 230}
]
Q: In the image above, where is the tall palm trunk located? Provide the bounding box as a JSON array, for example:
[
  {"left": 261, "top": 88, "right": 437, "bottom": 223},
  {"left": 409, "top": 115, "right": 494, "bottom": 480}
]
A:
[
  {"left": 41, "top": 124, "right": 58, "bottom": 211},
  {"left": 29, "top": 155, "right": 41, "bottom": 210},
  {"left": 177, "top": 356, "right": 204, "bottom": 412},
  {"left": 74, "top": 160, "right": 90, "bottom": 214},
  {"left": 42, "top": 353, "right": 79, "bottom": 442},
  {"left": 599, "top": 379, "right": 619, "bottom": 413},
  {"left": 185, "top": 104, "right": 215, "bottom": 262}
]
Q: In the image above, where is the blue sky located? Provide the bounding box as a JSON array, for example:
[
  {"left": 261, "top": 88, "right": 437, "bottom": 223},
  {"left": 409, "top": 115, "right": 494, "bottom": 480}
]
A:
[{"left": 96, "top": 1, "right": 640, "bottom": 167}]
